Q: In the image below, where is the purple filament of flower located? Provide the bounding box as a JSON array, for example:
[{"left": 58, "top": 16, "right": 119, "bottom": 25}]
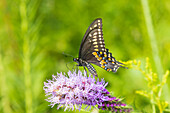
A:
[
  {"left": 102, "top": 107, "right": 105, "bottom": 110},
  {"left": 115, "top": 99, "right": 119, "bottom": 101},
  {"left": 109, "top": 97, "right": 116, "bottom": 101},
  {"left": 110, "top": 104, "right": 113, "bottom": 107},
  {"left": 106, "top": 103, "right": 110, "bottom": 107},
  {"left": 121, "top": 103, "right": 126, "bottom": 106},
  {"left": 43, "top": 70, "right": 110, "bottom": 111}
]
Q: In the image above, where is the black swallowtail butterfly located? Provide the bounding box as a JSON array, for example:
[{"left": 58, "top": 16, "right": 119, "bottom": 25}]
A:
[{"left": 73, "top": 18, "right": 125, "bottom": 76}]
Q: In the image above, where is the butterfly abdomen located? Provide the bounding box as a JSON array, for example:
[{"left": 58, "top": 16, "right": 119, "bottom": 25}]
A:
[{"left": 85, "top": 62, "right": 97, "bottom": 76}]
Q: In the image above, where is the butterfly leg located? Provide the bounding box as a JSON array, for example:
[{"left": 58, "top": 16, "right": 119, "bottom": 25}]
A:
[
  {"left": 83, "top": 66, "right": 88, "bottom": 75},
  {"left": 66, "top": 63, "right": 71, "bottom": 70},
  {"left": 73, "top": 64, "right": 79, "bottom": 73},
  {"left": 75, "top": 65, "right": 79, "bottom": 73},
  {"left": 72, "top": 64, "right": 76, "bottom": 70}
]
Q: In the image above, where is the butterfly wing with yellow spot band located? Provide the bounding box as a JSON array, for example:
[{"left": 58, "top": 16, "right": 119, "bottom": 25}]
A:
[{"left": 92, "top": 49, "right": 124, "bottom": 72}]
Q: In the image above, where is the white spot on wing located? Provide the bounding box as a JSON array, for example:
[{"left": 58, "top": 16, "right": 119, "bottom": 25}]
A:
[
  {"left": 108, "top": 54, "right": 110, "bottom": 57},
  {"left": 92, "top": 39, "right": 97, "bottom": 41},
  {"left": 93, "top": 36, "right": 97, "bottom": 38},
  {"left": 93, "top": 42, "right": 97, "bottom": 45},
  {"left": 94, "top": 24, "right": 97, "bottom": 28},
  {"left": 93, "top": 32, "right": 97, "bottom": 35},
  {"left": 94, "top": 45, "right": 98, "bottom": 48}
]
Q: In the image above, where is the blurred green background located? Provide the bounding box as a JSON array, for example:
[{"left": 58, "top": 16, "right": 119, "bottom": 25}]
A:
[{"left": 0, "top": 0, "right": 170, "bottom": 113}]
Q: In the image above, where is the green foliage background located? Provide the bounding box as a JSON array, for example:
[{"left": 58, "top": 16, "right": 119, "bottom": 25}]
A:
[{"left": 0, "top": 0, "right": 170, "bottom": 113}]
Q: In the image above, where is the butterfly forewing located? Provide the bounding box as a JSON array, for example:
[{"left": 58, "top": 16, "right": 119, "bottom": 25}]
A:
[{"left": 79, "top": 18, "right": 105, "bottom": 60}]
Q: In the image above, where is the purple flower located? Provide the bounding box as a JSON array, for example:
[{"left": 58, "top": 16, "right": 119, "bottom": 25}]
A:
[{"left": 43, "top": 70, "right": 132, "bottom": 112}]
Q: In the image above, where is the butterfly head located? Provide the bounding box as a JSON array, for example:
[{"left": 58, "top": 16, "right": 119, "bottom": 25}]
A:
[
  {"left": 73, "top": 58, "right": 84, "bottom": 66},
  {"left": 73, "top": 58, "right": 79, "bottom": 63}
]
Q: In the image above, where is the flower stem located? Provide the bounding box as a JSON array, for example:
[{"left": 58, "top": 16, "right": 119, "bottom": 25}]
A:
[
  {"left": 141, "top": 0, "right": 170, "bottom": 109},
  {"left": 20, "top": 0, "right": 32, "bottom": 113},
  {"left": 0, "top": 49, "right": 12, "bottom": 113},
  {"left": 140, "top": 0, "right": 163, "bottom": 78},
  {"left": 150, "top": 91, "right": 156, "bottom": 113},
  {"left": 0, "top": 1, "right": 12, "bottom": 112}
]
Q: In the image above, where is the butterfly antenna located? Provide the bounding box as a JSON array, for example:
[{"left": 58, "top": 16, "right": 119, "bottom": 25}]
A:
[{"left": 62, "top": 52, "right": 74, "bottom": 58}]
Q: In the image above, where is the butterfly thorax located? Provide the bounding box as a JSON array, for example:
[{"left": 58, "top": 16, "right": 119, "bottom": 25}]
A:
[{"left": 73, "top": 58, "right": 86, "bottom": 66}]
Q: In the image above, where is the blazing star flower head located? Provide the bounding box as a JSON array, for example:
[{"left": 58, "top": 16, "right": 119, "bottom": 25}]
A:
[{"left": 43, "top": 70, "right": 132, "bottom": 112}]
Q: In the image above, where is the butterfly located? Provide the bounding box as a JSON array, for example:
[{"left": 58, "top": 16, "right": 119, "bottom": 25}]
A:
[{"left": 73, "top": 18, "right": 125, "bottom": 76}]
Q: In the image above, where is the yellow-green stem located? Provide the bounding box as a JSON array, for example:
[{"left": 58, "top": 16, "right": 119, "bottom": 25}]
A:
[
  {"left": 150, "top": 90, "right": 156, "bottom": 113},
  {"left": 0, "top": 1, "right": 12, "bottom": 112},
  {"left": 140, "top": 0, "right": 163, "bottom": 78},
  {"left": 0, "top": 50, "right": 12, "bottom": 113},
  {"left": 141, "top": 0, "right": 170, "bottom": 109},
  {"left": 157, "top": 99, "right": 163, "bottom": 113},
  {"left": 20, "top": 0, "right": 32, "bottom": 113}
]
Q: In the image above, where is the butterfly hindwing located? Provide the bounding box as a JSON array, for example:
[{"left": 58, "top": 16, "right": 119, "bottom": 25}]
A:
[{"left": 92, "top": 49, "right": 122, "bottom": 72}]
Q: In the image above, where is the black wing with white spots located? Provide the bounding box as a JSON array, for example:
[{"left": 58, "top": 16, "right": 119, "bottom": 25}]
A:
[{"left": 79, "top": 18, "right": 106, "bottom": 60}]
